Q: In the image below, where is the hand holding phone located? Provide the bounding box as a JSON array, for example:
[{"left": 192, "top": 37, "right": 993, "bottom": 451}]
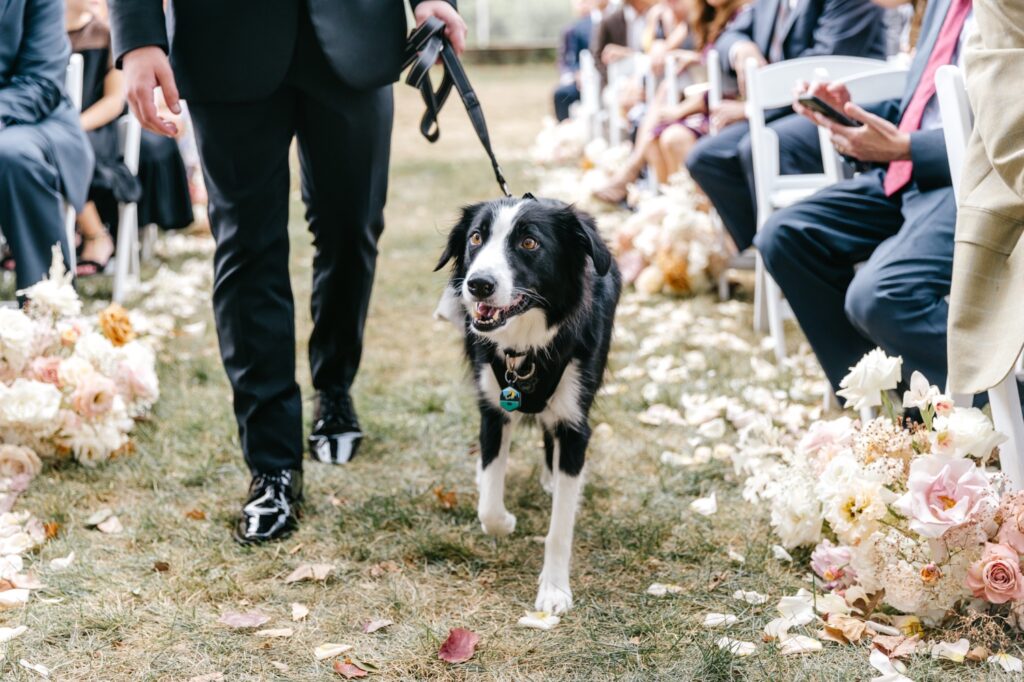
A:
[{"left": 796, "top": 94, "right": 862, "bottom": 128}]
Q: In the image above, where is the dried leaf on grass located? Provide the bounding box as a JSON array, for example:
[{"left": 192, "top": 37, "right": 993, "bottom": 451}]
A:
[
  {"left": 438, "top": 628, "right": 479, "bottom": 664},
  {"left": 362, "top": 618, "right": 393, "bottom": 634},
  {"left": 432, "top": 486, "right": 457, "bottom": 510},
  {"left": 217, "top": 611, "right": 270, "bottom": 629},
  {"left": 153, "top": 561, "right": 170, "bottom": 573},
  {"left": 185, "top": 509, "right": 206, "bottom": 521},
  {"left": 822, "top": 614, "right": 866, "bottom": 644},
  {"left": 284, "top": 563, "right": 333, "bottom": 584},
  {"left": 334, "top": 659, "right": 368, "bottom": 678},
  {"left": 43, "top": 522, "right": 59, "bottom": 540}
]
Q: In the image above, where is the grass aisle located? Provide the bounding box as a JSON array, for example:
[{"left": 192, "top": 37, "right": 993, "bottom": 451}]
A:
[{"left": 10, "top": 65, "right": 994, "bottom": 681}]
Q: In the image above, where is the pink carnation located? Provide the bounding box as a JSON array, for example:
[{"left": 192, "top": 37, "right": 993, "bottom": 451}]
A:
[
  {"left": 966, "top": 542, "right": 1024, "bottom": 604},
  {"left": 997, "top": 492, "right": 1024, "bottom": 554},
  {"left": 70, "top": 374, "right": 117, "bottom": 419},
  {"left": 810, "top": 539, "right": 856, "bottom": 589},
  {"left": 894, "top": 454, "right": 995, "bottom": 538},
  {"left": 28, "top": 356, "right": 61, "bottom": 385}
]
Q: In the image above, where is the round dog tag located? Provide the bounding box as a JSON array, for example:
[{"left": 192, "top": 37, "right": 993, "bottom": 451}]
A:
[{"left": 499, "top": 386, "right": 522, "bottom": 412}]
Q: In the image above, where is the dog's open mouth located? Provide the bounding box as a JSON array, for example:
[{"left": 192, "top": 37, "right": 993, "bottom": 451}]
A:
[{"left": 470, "top": 295, "right": 531, "bottom": 331}]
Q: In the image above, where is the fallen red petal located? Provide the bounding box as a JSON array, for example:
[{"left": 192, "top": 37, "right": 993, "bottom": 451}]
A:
[
  {"left": 438, "top": 628, "right": 480, "bottom": 664},
  {"left": 333, "top": 659, "right": 368, "bottom": 678}
]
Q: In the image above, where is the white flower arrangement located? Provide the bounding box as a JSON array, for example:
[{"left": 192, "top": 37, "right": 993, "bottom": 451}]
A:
[
  {"left": 738, "top": 348, "right": 1024, "bottom": 626},
  {"left": 0, "top": 250, "right": 159, "bottom": 468}
]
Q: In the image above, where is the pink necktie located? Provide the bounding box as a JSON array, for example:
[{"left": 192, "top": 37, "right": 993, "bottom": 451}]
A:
[{"left": 884, "top": 0, "right": 972, "bottom": 197}]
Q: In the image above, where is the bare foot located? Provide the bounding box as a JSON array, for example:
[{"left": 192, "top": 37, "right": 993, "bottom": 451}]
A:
[{"left": 592, "top": 179, "right": 628, "bottom": 204}]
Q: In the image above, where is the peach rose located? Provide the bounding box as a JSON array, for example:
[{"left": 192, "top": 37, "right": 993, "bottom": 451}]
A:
[
  {"left": 70, "top": 374, "right": 118, "bottom": 419},
  {"left": 98, "top": 303, "right": 136, "bottom": 347},
  {"left": 966, "top": 542, "right": 1024, "bottom": 604},
  {"left": 0, "top": 445, "right": 42, "bottom": 479},
  {"left": 28, "top": 356, "right": 61, "bottom": 385}
]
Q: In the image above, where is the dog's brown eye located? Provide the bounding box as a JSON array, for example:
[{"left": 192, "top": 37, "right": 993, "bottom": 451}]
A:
[
  {"left": 521, "top": 237, "right": 539, "bottom": 251},
  {"left": 469, "top": 232, "right": 482, "bottom": 246}
]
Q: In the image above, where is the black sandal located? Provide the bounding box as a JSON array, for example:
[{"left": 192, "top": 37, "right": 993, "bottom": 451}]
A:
[{"left": 75, "top": 232, "right": 114, "bottom": 278}]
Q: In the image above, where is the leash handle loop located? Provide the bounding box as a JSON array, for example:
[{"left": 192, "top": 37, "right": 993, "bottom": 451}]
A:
[{"left": 404, "top": 17, "right": 512, "bottom": 197}]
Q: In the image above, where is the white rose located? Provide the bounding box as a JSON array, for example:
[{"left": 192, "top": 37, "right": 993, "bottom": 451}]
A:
[
  {"left": 933, "top": 407, "right": 1007, "bottom": 460},
  {"left": 835, "top": 348, "right": 902, "bottom": 411},
  {"left": 0, "top": 379, "right": 62, "bottom": 434},
  {"left": 73, "top": 332, "right": 118, "bottom": 376},
  {"left": 0, "top": 309, "right": 38, "bottom": 375},
  {"left": 58, "top": 356, "right": 97, "bottom": 389}
]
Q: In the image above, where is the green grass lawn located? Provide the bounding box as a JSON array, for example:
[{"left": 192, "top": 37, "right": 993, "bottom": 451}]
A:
[{"left": 4, "top": 64, "right": 1016, "bottom": 681}]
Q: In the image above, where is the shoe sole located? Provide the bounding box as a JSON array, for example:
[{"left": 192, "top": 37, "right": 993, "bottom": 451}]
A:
[{"left": 308, "top": 432, "right": 363, "bottom": 464}]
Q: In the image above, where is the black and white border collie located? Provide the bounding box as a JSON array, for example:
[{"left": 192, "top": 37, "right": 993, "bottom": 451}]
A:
[{"left": 435, "top": 196, "right": 621, "bottom": 614}]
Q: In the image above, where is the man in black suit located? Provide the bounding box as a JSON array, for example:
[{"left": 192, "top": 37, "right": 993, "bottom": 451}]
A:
[
  {"left": 109, "top": 0, "right": 466, "bottom": 544},
  {"left": 755, "top": 0, "right": 968, "bottom": 392},
  {"left": 685, "top": 0, "right": 887, "bottom": 251}
]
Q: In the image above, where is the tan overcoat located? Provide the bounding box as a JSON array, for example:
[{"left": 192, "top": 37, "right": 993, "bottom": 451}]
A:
[{"left": 947, "top": 0, "right": 1024, "bottom": 394}]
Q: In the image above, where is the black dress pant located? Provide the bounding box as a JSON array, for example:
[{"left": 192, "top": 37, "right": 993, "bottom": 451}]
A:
[{"left": 187, "top": 5, "right": 393, "bottom": 473}]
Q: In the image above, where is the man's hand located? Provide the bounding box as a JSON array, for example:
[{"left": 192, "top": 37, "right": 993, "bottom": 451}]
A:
[
  {"left": 821, "top": 103, "right": 911, "bottom": 163},
  {"left": 710, "top": 99, "right": 746, "bottom": 130},
  {"left": 730, "top": 41, "right": 766, "bottom": 97},
  {"left": 601, "top": 43, "right": 633, "bottom": 65},
  {"left": 122, "top": 46, "right": 180, "bottom": 137},
  {"left": 415, "top": 1, "right": 468, "bottom": 55},
  {"left": 792, "top": 79, "right": 850, "bottom": 123}
]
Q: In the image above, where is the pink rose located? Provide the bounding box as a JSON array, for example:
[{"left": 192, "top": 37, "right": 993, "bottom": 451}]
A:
[
  {"left": 810, "top": 539, "right": 856, "bottom": 589},
  {"left": 28, "top": 356, "right": 61, "bottom": 386},
  {"left": 893, "top": 454, "right": 995, "bottom": 538},
  {"left": 70, "top": 374, "right": 117, "bottom": 419},
  {"left": 798, "top": 417, "right": 855, "bottom": 466},
  {"left": 966, "top": 542, "right": 1024, "bottom": 604},
  {"left": 997, "top": 492, "right": 1024, "bottom": 554}
]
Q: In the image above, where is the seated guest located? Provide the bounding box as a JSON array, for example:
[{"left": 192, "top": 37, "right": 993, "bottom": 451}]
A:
[
  {"left": 685, "top": 0, "right": 887, "bottom": 251},
  {"left": 755, "top": 0, "right": 972, "bottom": 393},
  {"left": 592, "top": 0, "right": 657, "bottom": 86},
  {"left": 593, "top": 0, "right": 749, "bottom": 200},
  {"left": 67, "top": 0, "right": 140, "bottom": 276},
  {"left": 554, "top": 0, "right": 605, "bottom": 122},
  {"left": 0, "top": 0, "right": 93, "bottom": 289}
]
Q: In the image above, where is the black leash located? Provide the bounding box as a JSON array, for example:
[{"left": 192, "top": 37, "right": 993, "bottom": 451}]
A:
[{"left": 403, "top": 16, "right": 512, "bottom": 198}]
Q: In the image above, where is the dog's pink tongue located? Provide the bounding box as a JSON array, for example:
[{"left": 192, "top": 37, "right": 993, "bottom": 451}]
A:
[{"left": 477, "top": 303, "right": 495, "bottom": 318}]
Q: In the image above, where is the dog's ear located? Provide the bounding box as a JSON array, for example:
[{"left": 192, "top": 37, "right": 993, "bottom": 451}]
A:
[
  {"left": 570, "top": 206, "right": 612, "bottom": 276},
  {"left": 435, "top": 203, "right": 483, "bottom": 272}
]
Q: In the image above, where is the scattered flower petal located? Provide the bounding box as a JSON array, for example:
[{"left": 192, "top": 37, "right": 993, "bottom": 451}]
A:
[
  {"left": 989, "top": 653, "right": 1024, "bottom": 674},
  {"left": 362, "top": 618, "right": 393, "bottom": 634},
  {"left": 869, "top": 648, "right": 912, "bottom": 682},
  {"left": 517, "top": 611, "right": 560, "bottom": 631},
  {"left": 778, "top": 635, "right": 822, "bottom": 655},
  {"left": 733, "top": 589, "right": 768, "bottom": 605},
  {"left": 931, "top": 639, "right": 970, "bottom": 663},
  {"left": 690, "top": 492, "right": 717, "bottom": 517},
  {"left": 291, "top": 603, "right": 309, "bottom": 622},
  {"left": 646, "top": 583, "right": 684, "bottom": 597},
  {"left": 771, "top": 545, "right": 793, "bottom": 562},
  {"left": 438, "top": 628, "right": 480, "bottom": 664},
  {"left": 97, "top": 515, "right": 123, "bottom": 534},
  {"left": 333, "top": 659, "right": 368, "bottom": 679},
  {"left": 0, "top": 625, "right": 27, "bottom": 642},
  {"left": 255, "top": 628, "right": 293, "bottom": 638},
  {"left": 315, "top": 643, "right": 353, "bottom": 661},
  {"left": 19, "top": 659, "right": 50, "bottom": 677},
  {"left": 83, "top": 508, "right": 113, "bottom": 527},
  {"left": 764, "top": 618, "right": 792, "bottom": 640},
  {"left": 872, "top": 635, "right": 921, "bottom": 659},
  {"left": 716, "top": 636, "right": 757, "bottom": 657},
  {"left": 702, "top": 613, "right": 738, "bottom": 628},
  {"left": 217, "top": 611, "right": 270, "bottom": 629},
  {"left": 48, "top": 552, "right": 74, "bottom": 571},
  {"left": 777, "top": 590, "right": 815, "bottom": 626},
  {"left": 187, "top": 675, "right": 223, "bottom": 682}
]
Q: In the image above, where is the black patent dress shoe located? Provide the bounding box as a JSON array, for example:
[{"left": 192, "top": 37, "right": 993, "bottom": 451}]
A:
[
  {"left": 233, "top": 469, "right": 303, "bottom": 545},
  {"left": 308, "top": 388, "right": 363, "bottom": 464}
]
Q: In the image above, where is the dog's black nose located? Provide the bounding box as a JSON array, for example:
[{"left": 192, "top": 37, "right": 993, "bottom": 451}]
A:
[{"left": 467, "top": 275, "right": 496, "bottom": 299}]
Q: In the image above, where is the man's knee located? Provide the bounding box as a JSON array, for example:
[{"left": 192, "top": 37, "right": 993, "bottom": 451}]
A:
[
  {"left": 684, "top": 135, "right": 716, "bottom": 181},
  {"left": 753, "top": 212, "right": 799, "bottom": 271},
  {"left": 845, "top": 270, "right": 897, "bottom": 340}
]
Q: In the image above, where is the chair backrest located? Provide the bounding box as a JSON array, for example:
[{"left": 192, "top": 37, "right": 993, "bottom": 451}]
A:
[
  {"left": 66, "top": 53, "right": 84, "bottom": 111},
  {"left": 706, "top": 49, "right": 722, "bottom": 111},
  {"left": 607, "top": 53, "right": 644, "bottom": 89},
  {"left": 935, "top": 64, "right": 973, "bottom": 201},
  {"left": 579, "top": 50, "right": 600, "bottom": 111},
  {"left": 819, "top": 67, "right": 909, "bottom": 182}
]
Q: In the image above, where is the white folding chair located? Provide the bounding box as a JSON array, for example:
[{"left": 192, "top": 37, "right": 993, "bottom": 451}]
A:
[
  {"left": 64, "top": 53, "right": 85, "bottom": 275},
  {"left": 578, "top": 50, "right": 604, "bottom": 141},
  {"left": 605, "top": 53, "right": 646, "bottom": 147},
  {"left": 744, "top": 55, "right": 893, "bottom": 359},
  {"left": 936, "top": 64, "right": 1024, "bottom": 489},
  {"left": 112, "top": 113, "right": 143, "bottom": 303}
]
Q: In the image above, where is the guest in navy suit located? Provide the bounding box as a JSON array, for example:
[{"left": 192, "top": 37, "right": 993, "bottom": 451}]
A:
[
  {"left": 554, "top": 0, "right": 604, "bottom": 122},
  {"left": 755, "top": 0, "right": 970, "bottom": 392},
  {"left": 685, "top": 0, "right": 887, "bottom": 251},
  {"left": 0, "top": 0, "right": 93, "bottom": 290}
]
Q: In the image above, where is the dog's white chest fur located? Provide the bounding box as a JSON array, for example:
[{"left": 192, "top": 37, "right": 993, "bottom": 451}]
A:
[{"left": 477, "top": 357, "right": 584, "bottom": 428}]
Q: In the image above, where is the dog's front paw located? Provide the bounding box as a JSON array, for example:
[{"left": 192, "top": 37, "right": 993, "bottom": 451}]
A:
[
  {"left": 479, "top": 510, "right": 517, "bottom": 537},
  {"left": 535, "top": 579, "right": 573, "bottom": 614}
]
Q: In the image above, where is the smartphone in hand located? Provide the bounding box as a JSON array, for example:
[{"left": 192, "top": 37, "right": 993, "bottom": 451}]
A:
[{"left": 797, "top": 94, "right": 862, "bottom": 128}]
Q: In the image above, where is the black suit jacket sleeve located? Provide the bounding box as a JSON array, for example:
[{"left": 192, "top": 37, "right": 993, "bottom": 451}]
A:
[
  {"left": 870, "top": 99, "right": 951, "bottom": 190},
  {"left": 0, "top": 0, "right": 66, "bottom": 126},
  {"left": 796, "top": 0, "right": 885, "bottom": 59}
]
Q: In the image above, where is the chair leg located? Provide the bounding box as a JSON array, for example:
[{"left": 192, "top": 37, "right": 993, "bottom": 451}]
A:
[
  {"left": 753, "top": 255, "right": 768, "bottom": 333},
  {"left": 64, "top": 204, "right": 77, "bottom": 275},
  {"left": 989, "top": 371, "right": 1024, "bottom": 491},
  {"left": 140, "top": 224, "right": 157, "bottom": 264},
  {"left": 822, "top": 385, "right": 838, "bottom": 411},
  {"left": 765, "top": 273, "right": 787, "bottom": 361},
  {"left": 113, "top": 202, "right": 139, "bottom": 303}
]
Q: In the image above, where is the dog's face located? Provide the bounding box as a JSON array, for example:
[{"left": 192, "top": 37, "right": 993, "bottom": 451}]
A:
[{"left": 435, "top": 197, "right": 611, "bottom": 345}]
